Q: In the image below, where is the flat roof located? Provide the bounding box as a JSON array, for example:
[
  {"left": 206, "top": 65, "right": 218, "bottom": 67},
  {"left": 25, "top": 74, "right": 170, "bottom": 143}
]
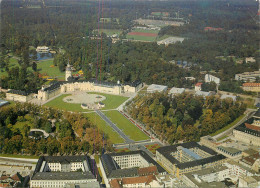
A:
[
  {"left": 169, "top": 87, "right": 185, "bottom": 94},
  {"left": 31, "top": 172, "right": 95, "bottom": 180},
  {"left": 157, "top": 142, "right": 225, "bottom": 169},
  {"left": 101, "top": 150, "right": 166, "bottom": 179},
  {"left": 147, "top": 84, "right": 168, "bottom": 92}
]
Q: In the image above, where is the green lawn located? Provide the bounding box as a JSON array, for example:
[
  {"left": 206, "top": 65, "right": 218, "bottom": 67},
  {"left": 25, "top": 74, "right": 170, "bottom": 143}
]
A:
[
  {"left": 99, "top": 29, "right": 122, "bottom": 37},
  {"left": 0, "top": 57, "right": 19, "bottom": 77},
  {"left": 44, "top": 94, "right": 92, "bottom": 112},
  {"left": 104, "top": 111, "right": 149, "bottom": 141},
  {"left": 45, "top": 93, "right": 128, "bottom": 112},
  {"left": 13, "top": 121, "right": 32, "bottom": 130},
  {"left": 0, "top": 153, "right": 39, "bottom": 159},
  {"left": 88, "top": 92, "right": 128, "bottom": 110},
  {"left": 85, "top": 113, "right": 124, "bottom": 144},
  {"left": 210, "top": 114, "right": 246, "bottom": 137}
]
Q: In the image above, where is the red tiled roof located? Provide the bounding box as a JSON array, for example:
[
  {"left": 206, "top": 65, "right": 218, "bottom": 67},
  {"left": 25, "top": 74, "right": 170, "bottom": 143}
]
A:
[
  {"left": 11, "top": 173, "right": 22, "bottom": 182},
  {"left": 243, "top": 83, "right": 260, "bottom": 87},
  {"left": 245, "top": 123, "right": 260, "bottom": 131},
  {"left": 121, "top": 175, "right": 156, "bottom": 185},
  {"left": 0, "top": 176, "right": 9, "bottom": 180},
  {"left": 195, "top": 82, "right": 203, "bottom": 87},
  {"left": 242, "top": 152, "right": 260, "bottom": 166},
  {"left": 0, "top": 183, "right": 9, "bottom": 187},
  {"left": 110, "top": 179, "right": 121, "bottom": 188},
  {"left": 138, "top": 166, "right": 157, "bottom": 176}
]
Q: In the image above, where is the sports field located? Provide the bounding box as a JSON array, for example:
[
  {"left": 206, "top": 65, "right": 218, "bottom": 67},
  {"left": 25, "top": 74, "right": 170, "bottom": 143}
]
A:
[
  {"left": 104, "top": 111, "right": 149, "bottom": 141},
  {"left": 126, "top": 28, "right": 159, "bottom": 42},
  {"left": 85, "top": 113, "right": 124, "bottom": 144}
]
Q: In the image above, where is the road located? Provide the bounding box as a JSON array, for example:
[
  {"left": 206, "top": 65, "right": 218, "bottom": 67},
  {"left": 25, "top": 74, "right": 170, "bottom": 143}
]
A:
[
  {"left": 95, "top": 110, "right": 133, "bottom": 143},
  {"left": 213, "top": 108, "right": 256, "bottom": 139}
]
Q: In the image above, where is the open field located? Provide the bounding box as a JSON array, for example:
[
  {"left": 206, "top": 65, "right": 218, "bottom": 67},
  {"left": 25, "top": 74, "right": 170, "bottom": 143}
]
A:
[
  {"left": 85, "top": 113, "right": 124, "bottom": 144},
  {"left": 210, "top": 114, "right": 246, "bottom": 137},
  {"left": 104, "top": 111, "right": 149, "bottom": 141}
]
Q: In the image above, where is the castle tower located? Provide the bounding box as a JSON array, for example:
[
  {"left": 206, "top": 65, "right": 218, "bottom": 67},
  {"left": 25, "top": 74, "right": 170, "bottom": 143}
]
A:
[{"left": 65, "top": 61, "right": 72, "bottom": 81}]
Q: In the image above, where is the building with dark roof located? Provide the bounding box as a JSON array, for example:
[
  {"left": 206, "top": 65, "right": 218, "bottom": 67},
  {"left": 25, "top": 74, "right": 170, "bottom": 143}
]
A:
[
  {"left": 233, "top": 110, "right": 260, "bottom": 146},
  {"left": 30, "top": 156, "right": 99, "bottom": 188},
  {"left": 38, "top": 78, "right": 143, "bottom": 101},
  {"left": 6, "top": 89, "right": 34, "bottom": 102},
  {"left": 156, "top": 142, "right": 226, "bottom": 178},
  {"left": 99, "top": 150, "right": 166, "bottom": 187}
]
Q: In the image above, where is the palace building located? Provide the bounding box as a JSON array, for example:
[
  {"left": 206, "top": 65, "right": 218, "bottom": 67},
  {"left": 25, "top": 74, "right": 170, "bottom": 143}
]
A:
[
  {"left": 37, "top": 63, "right": 143, "bottom": 101},
  {"left": 156, "top": 142, "right": 226, "bottom": 178}
]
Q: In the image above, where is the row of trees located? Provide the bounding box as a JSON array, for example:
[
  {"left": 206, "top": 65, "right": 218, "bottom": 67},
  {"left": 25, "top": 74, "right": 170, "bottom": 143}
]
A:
[
  {"left": 0, "top": 103, "right": 113, "bottom": 155},
  {"left": 127, "top": 93, "right": 246, "bottom": 144}
]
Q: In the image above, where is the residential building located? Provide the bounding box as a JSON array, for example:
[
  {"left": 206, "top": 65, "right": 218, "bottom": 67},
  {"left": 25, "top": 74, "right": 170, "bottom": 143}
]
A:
[
  {"left": 147, "top": 84, "right": 168, "bottom": 93},
  {"left": 238, "top": 175, "right": 260, "bottom": 187},
  {"left": 242, "top": 83, "right": 260, "bottom": 92},
  {"left": 195, "top": 83, "right": 202, "bottom": 91},
  {"left": 235, "top": 70, "right": 260, "bottom": 82},
  {"left": 156, "top": 142, "right": 226, "bottom": 178},
  {"left": 30, "top": 156, "right": 99, "bottom": 188},
  {"left": 99, "top": 150, "right": 166, "bottom": 187},
  {"left": 6, "top": 89, "right": 34, "bottom": 102},
  {"left": 205, "top": 74, "right": 220, "bottom": 85},
  {"left": 36, "top": 46, "right": 49, "bottom": 52},
  {"left": 223, "top": 161, "right": 255, "bottom": 182},
  {"left": 181, "top": 166, "right": 229, "bottom": 187},
  {"left": 239, "top": 152, "right": 260, "bottom": 173},
  {"left": 109, "top": 175, "right": 163, "bottom": 188}
]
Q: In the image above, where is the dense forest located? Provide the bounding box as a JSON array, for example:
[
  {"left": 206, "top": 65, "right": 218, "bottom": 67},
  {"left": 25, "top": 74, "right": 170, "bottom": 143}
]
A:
[
  {"left": 0, "top": 103, "right": 113, "bottom": 155},
  {"left": 0, "top": 0, "right": 259, "bottom": 92},
  {"left": 127, "top": 93, "right": 246, "bottom": 144}
]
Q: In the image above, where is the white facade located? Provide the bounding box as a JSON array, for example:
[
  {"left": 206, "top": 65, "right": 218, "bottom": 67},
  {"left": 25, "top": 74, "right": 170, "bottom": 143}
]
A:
[
  {"left": 112, "top": 154, "right": 149, "bottom": 169},
  {"left": 30, "top": 179, "right": 97, "bottom": 188},
  {"left": 205, "top": 74, "right": 220, "bottom": 85},
  {"left": 169, "top": 87, "right": 185, "bottom": 95}
]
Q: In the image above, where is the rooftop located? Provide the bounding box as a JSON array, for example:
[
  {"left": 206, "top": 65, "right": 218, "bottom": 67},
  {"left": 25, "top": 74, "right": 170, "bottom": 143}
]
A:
[
  {"left": 31, "top": 172, "right": 95, "bottom": 180},
  {"left": 147, "top": 84, "right": 168, "bottom": 92},
  {"left": 101, "top": 150, "right": 166, "bottom": 179},
  {"left": 169, "top": 87, "right": 185, "bottom": 94},
  {"left": 217, "top": 146, "right": 241, "bottom": 155},
  {"left": 157, "top": 142, "right": 225, "bottom": 169},
  {"left": 243, "top": 83, "right": 260, "bottom": 87},
  {"left": 7, "top": 89, "right": 32, "bottom": 96}
]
